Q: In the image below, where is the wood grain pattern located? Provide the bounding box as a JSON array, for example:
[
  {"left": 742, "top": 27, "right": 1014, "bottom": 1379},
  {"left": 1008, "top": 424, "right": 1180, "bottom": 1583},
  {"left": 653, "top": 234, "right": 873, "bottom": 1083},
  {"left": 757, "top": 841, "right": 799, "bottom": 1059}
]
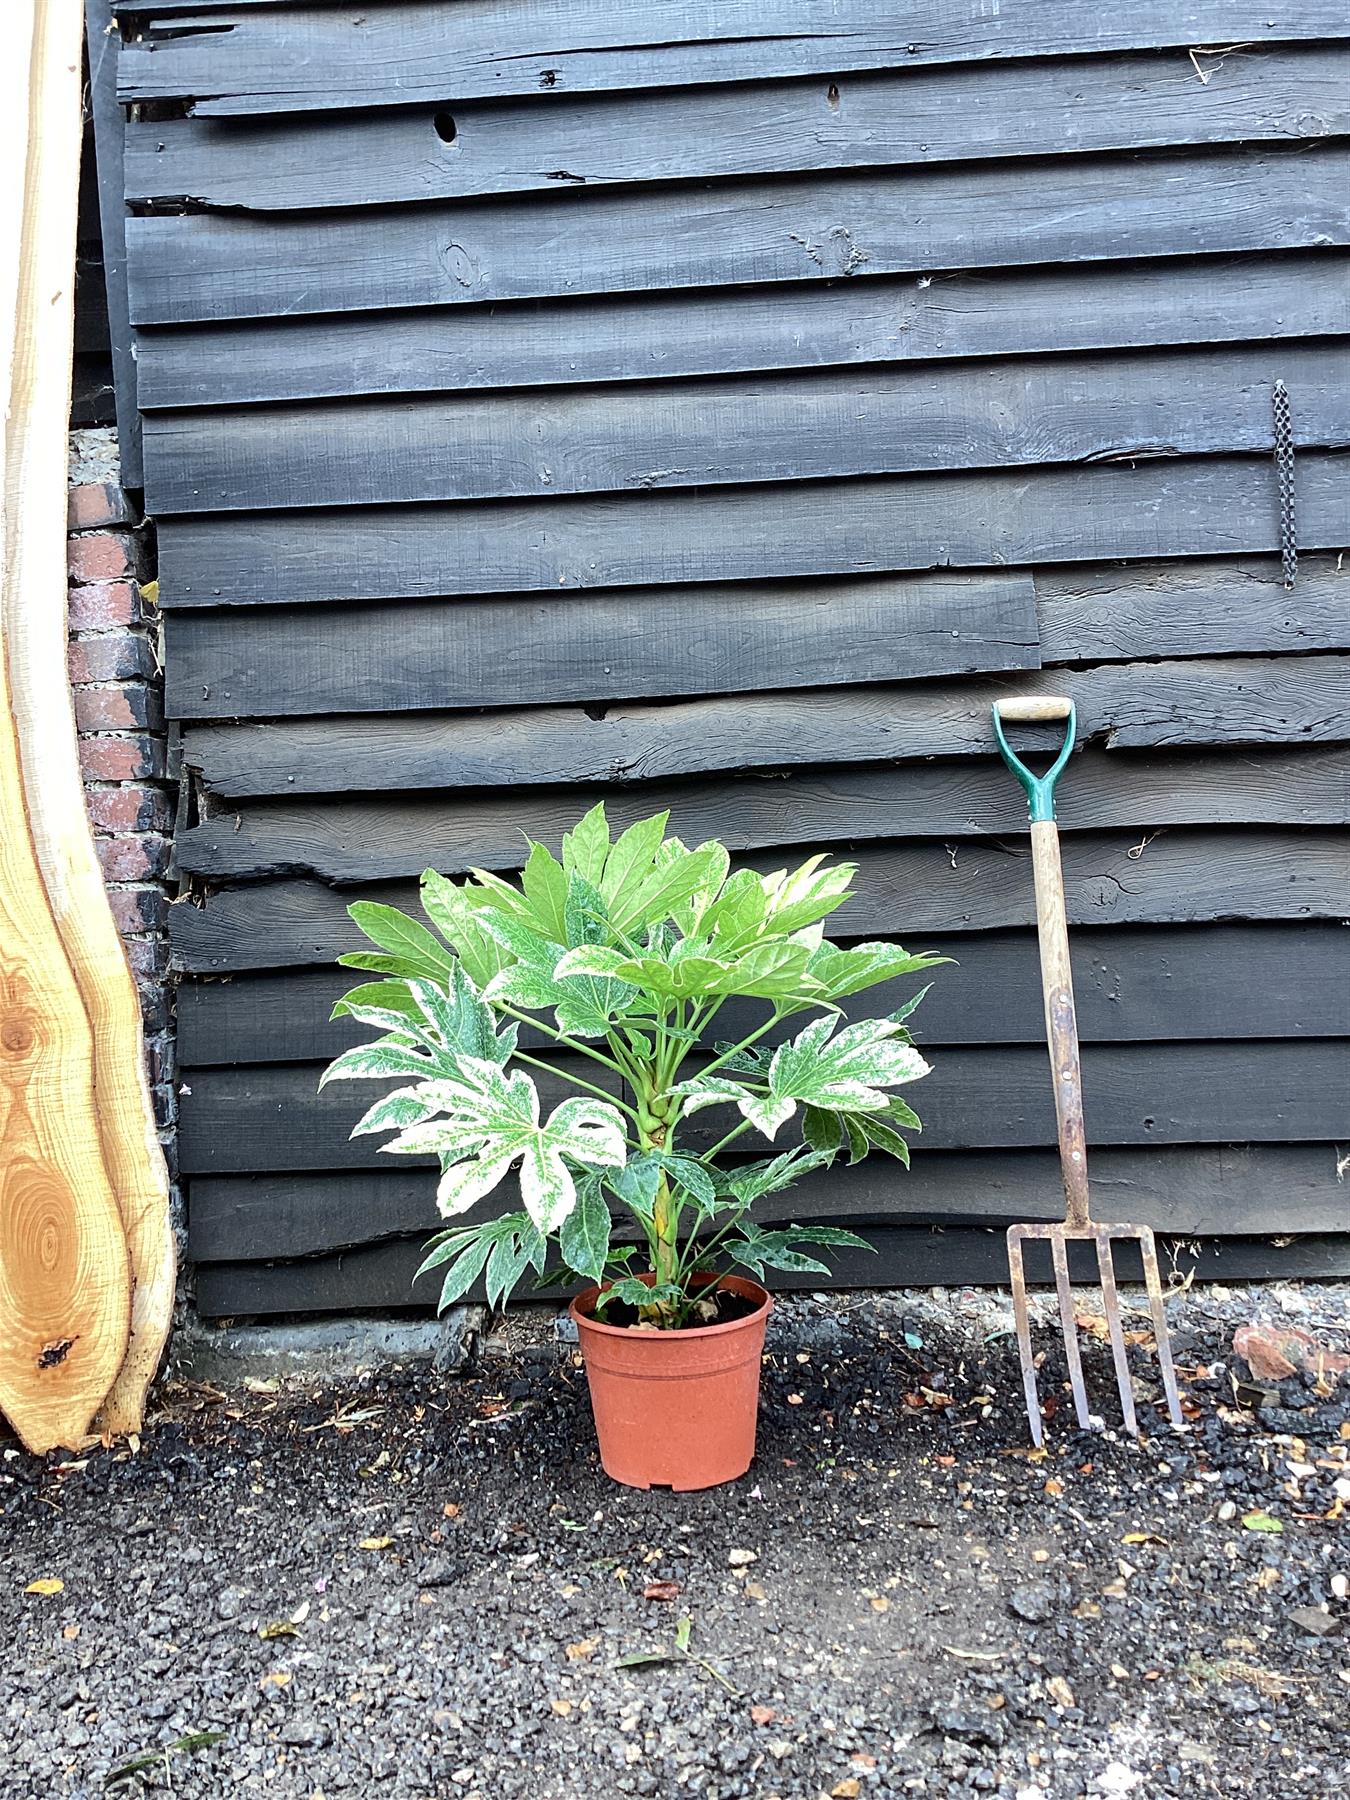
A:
[
  {"left": 175, "top": 747, "right": 1350, "bottom": 883},
  {"left": 187, "top": 1142, "right": 1350, "bottom": 1264},
  {"left": 132, "top": 253, "right": 1350, "bottom": 411},
  {"left": 126, "top": 47, "right": 1350, "bottom": 209},
  {"left": 177, "top": 1041, "right": 1348, "bottom": 1176},
  {"left": 116, "top": 2, "right": 1350, "bottom": 112},
  {"left": 140, "top": 342, "right": 1350, "bottom": 515},
  {"left": 1035, "top": 554, "right": 1350, "bottom": 664},
  {"left": 179, "top": 656, "right": 1350, "bottom": 793},
  {"left": 154, "top": 455, "right": 1350, "bottom": 606},
  {"left": 193, "top": 1229, "right": 1350, "bottom": 1317},
  {"left": 164, "top": 571, "right": 1040, "bottom": 718},
  {"left": 174, "top": 924, "right": 1350, "bottom": 1068},
  {"left": 125, "top": 146, "right": 1350, "bottom": 325},
  {"left": 0, "top": 0, "right": 131, "bottom": 1455},
  {"left": 168, "top": 834, "right": 1350, "bottom": 972}
]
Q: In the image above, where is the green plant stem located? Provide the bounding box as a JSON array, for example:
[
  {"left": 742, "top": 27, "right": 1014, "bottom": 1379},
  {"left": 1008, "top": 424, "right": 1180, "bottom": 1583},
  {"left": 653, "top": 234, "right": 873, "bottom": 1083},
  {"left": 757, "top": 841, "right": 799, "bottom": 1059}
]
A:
[
  {"left": 700, "top": 1117, "right": 756, "bottom": 1161},
  {"left": 508, "top": 1048, "right": 641, "bottom": 1125},
  {"left": 689, "top": 1009, "right": 783, "bottom": 1086},
  {"left": 495, "top": 1002, "right": 631, "bottom": 1078}
]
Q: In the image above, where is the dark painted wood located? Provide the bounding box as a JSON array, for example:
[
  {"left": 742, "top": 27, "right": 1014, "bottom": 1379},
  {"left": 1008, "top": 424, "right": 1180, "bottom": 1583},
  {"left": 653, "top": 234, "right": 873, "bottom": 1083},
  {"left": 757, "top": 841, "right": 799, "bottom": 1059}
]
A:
[
  {"left": 177, "top": 1040, "right": 1347, "bottom": 1177},
  {"left": 140, "top": 342, "right": 1350, "bottom": 516},
  {"left": 163, "top": 555, "right": 1349, "bottom": 720},
  {"left": 175, "top": 924, "right": 1350, "bottom": 1069},
  {"left": 168, "top": 833, "right": 1350, "bottom": 973},
  {"left": 84, "top": 0, "right": 142, "bottom": 487},
  {"left": 1036, "top": 554, "right": 1350, "bottom": 664},
  {"left": 181, "top": 656, "right": 1350, "bottom": 794},
  {"left": 192, "top": 1228, "right": 1350, "bottom": 1316},
  {"left": 165, "top": 571, "right": 1039, "bottom": 721},
  {"left": 132, "top": 254, "right": 1350, "bottom": 412},
  {"left": 126, "top": 147, "right": 1350, "bottom": 325},
  {"left": 187, "top": 1142, "right": 1349, "bottom": 1264},
  {"left": 126, "top": 48, "right": 1350, "bottom": 210},
  {"left": 154, "top": 456, "right": 1350, "bottom": 607},
  {"left": 176, "top": 746, "right": 1350, "bottom": 883},
  {"left": 117, "top": 2, "right": 1350, "bottom": 112}
]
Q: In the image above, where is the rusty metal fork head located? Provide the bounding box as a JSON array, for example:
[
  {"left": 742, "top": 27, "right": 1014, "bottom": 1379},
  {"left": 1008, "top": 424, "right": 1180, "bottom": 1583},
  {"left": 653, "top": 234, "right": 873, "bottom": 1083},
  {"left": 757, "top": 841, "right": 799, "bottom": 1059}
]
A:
[{"left": 1006, "top": 1221, "right": 1185, "bottom": 1446}]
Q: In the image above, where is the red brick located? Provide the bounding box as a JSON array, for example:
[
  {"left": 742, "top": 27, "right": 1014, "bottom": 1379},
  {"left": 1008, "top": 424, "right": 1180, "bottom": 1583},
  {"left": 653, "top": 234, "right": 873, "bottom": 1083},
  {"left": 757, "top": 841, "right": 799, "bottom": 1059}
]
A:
[
  {"left": 68, "top": 530, "right": 142, "bottom": 585},
  {"left": 85, "top": 783, "right": 174, "bottom": 834},
  {"left": 107, "top": 886, "right": 169, "bottom": 937},
  {"left": 78, "top": 733, "right": 166, "bottom": 782},
  {"left": 74, "top": 682, "right": 163, "bottom": 733},
  {"left": 67, "top": 579, "right": 139, "bottom": 630},
  {"left": 96, "top": 834, "right": 172, "bottom": 883},
  {"left": 68, "top": 483, "right": 139, "bottom": 533},
  {"left": 68, "top": 633, "right": 157, "bottom": 684}
]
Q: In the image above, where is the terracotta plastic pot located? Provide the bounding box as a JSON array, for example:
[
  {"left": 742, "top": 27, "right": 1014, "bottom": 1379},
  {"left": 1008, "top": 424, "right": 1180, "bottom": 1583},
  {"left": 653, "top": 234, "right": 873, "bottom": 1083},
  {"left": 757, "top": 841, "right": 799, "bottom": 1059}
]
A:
[{"left": 570, "top": 1273, "right": 772, "bottom": 1491}]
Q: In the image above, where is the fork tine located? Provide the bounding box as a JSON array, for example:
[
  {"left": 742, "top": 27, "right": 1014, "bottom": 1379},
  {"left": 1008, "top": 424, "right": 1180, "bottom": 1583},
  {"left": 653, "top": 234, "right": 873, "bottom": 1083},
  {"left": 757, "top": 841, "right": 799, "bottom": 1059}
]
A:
[
  {"left": 1006, "top": 1229, "right": 1043, "bottom": 1448},
  {"left": 1137, "top": 1228, "right": 1186, "bottom": 1430},
  {"left": 1094, "top": 1230, "right": 1139, "bottom": 1438},
  {"left": 1050, "top": 1233, "right": 1094, "bottom": 1431}
]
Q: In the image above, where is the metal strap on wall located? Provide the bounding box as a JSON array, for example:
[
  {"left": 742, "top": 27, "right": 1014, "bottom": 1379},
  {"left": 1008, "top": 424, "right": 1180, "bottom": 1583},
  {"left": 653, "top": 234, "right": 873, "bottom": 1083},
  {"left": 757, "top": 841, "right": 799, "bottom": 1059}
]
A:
[{"left": 1272, "top": 379, "right": 1297, "bottom": 590}]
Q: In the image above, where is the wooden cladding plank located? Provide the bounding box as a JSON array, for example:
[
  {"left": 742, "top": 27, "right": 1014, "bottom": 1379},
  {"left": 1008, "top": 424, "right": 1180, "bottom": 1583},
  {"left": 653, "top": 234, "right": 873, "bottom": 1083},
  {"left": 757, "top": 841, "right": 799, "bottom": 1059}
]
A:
[
  {"left": 1036, "top": 554, "right": 1350, "bottom": 664},
  {"left": 132, "top": 253, "right": 1350, "bottom": 411},
  {"left": 169, "top": 833, "right": 1350, "bottom": 972},
  {"left": 187, "top": 1143, "right": 1350, "bottom": 1264},
  {"left": 178, "top": 1040, "right": 1347, "bottom": 1176},
  {"left": 175, "top": 924, "right": 1350, "bottom": 1069},
  {"left": 176, "top": 747, "right": 1350, "bottom": 883},
  {"left": 164, "top": 570, "right": 1039, "bottom": 719},
  {"left": 125, "top": 47, "right": 1350, "bottom": 210},
  {"left": 181, "top": 657, "right": 1350, "bottom": 795},
  {"left": 194, "top": 1226, "right": 1350, "bottom": 1316},
  {"left": 193, "top": 1228, "right": 1350, "bottom": 1317},
  {"left": 163, "top": 555, "right": 1349, "bottom": 721},
  {"left": 154, "top": 456, "right": 1350, "bottom": 607},
  {"left": 139, "top": 343, "right": 1350, "bottom": 516},
  {"left": 117, "top": 3, "right": 1350, "bottom": 112},
  {"left": 125, "top": 146, "right": 1350, "bottom": 325}
]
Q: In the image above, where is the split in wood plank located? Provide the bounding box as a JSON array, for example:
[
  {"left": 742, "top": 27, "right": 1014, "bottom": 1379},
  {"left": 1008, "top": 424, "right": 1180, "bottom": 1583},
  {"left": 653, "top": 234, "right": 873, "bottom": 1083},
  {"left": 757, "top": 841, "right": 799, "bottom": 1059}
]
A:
[{"left": 116, "top": 1, "right": 1350, "bottom": 112}]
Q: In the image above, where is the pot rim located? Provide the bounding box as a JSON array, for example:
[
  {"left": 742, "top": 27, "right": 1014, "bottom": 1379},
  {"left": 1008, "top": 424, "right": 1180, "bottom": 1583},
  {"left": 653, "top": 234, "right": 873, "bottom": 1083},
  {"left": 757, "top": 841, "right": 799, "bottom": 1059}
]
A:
[{"left": 569, "top": 1271, "right": 771, "bottom": 1342}]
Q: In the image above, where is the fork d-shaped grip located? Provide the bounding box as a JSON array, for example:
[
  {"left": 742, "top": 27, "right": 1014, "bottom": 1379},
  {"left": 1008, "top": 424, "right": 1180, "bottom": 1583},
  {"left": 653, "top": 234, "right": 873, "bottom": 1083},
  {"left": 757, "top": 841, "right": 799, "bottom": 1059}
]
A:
[
  {"left": 993, "top": 698, "right": 1092, "bottom": 1230},
  {"left": 992, "top": 696, "right": 1076, "bottom": 823}
]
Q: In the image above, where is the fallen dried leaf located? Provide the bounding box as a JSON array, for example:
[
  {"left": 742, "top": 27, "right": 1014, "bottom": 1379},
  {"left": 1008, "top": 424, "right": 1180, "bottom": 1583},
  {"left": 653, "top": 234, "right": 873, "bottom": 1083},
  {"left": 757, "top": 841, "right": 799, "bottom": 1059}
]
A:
[
  {"left": 643, "top": 1581, "right": 681, "bottom": 1603},
  {"left": 258, "top": 1621, "right": 298, "bottom": 1641},
  {"left": 24, "top": 1579, "right": 64, "bottom": 1596},
  {"left": 1122, "top": 1532, "right": 1168, "bottom": 1547},
  {"left": 1241, "top": 1510, "right": 1283, "bottom": 1534},
  {"left": 359, "top": 1536, "right": 393, "bottom": 1551},
  {"left": 869, "top": 1596, "right": 890, "bottom": 1613},
  {"left": 750, "top": 1704, "right": 776, "bottom": 1726},
  {"left": 565, "top": 1639, "right": 598, "bottom": 1662},
  {"left": 832, "top": 1781, "right": 861, "bottom": 1798}
]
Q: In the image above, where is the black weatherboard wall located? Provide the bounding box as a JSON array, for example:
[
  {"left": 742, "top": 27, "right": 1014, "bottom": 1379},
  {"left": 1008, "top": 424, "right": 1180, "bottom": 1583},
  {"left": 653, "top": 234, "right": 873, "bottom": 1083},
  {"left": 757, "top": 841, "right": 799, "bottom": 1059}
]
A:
[{"left": 110, "top": 2, "right": 1350, "bottom": 1316}]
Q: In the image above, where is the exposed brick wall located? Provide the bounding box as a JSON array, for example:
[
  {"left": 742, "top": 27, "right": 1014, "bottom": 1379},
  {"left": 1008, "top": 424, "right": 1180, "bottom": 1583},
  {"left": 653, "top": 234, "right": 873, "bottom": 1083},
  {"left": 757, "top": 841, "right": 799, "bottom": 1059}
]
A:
[{"left": 66, "top": 462, "right": 178, "bottom": 1183}]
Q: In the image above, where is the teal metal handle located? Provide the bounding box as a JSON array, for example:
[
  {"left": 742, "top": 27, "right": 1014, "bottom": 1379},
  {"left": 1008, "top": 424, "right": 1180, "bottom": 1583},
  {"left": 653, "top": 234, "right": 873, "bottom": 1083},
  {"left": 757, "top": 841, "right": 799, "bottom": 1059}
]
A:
[{"left": 992, "top": 698, "right": 1077, "bottom": 823}]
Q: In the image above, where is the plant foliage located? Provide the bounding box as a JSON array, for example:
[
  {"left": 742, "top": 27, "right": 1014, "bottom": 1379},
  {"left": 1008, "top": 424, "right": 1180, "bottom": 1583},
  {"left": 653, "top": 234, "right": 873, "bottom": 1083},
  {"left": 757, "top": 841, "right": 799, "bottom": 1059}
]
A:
[{"left": 321, "top": 806, "right": 945, "bottom": 1327}]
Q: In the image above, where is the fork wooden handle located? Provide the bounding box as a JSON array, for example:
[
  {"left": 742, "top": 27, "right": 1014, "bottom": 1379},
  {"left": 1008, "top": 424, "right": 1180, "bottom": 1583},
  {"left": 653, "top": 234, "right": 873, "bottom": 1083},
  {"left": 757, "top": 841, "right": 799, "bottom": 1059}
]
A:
[
  {"left": 994, "top": 695, "right": 1073, "bottom": 722},
  {"left": 1030, "top": 820, "right": 1092, "bottom": 1232}
]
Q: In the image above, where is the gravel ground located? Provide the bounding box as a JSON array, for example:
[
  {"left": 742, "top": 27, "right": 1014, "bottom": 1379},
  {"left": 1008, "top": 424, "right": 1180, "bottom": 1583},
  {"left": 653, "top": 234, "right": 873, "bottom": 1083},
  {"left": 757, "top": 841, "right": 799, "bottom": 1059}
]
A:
[{"left": 2, "top": 1283, "right": 1347, "bottom": 1800}]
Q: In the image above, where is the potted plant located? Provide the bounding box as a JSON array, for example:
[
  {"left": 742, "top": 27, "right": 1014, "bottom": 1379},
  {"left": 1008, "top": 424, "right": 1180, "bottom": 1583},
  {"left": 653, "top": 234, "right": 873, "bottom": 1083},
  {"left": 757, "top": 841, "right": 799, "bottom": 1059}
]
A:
[{"left": 321, "top": 805, "right": 941, "bottom": 1490}]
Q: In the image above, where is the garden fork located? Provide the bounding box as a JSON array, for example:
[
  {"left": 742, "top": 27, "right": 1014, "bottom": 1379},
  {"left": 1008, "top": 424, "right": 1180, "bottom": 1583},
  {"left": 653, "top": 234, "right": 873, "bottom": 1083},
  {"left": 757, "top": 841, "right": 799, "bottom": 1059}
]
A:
[{"left": 993, "top": 696, "right": 1185, "bottom": 1446}]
